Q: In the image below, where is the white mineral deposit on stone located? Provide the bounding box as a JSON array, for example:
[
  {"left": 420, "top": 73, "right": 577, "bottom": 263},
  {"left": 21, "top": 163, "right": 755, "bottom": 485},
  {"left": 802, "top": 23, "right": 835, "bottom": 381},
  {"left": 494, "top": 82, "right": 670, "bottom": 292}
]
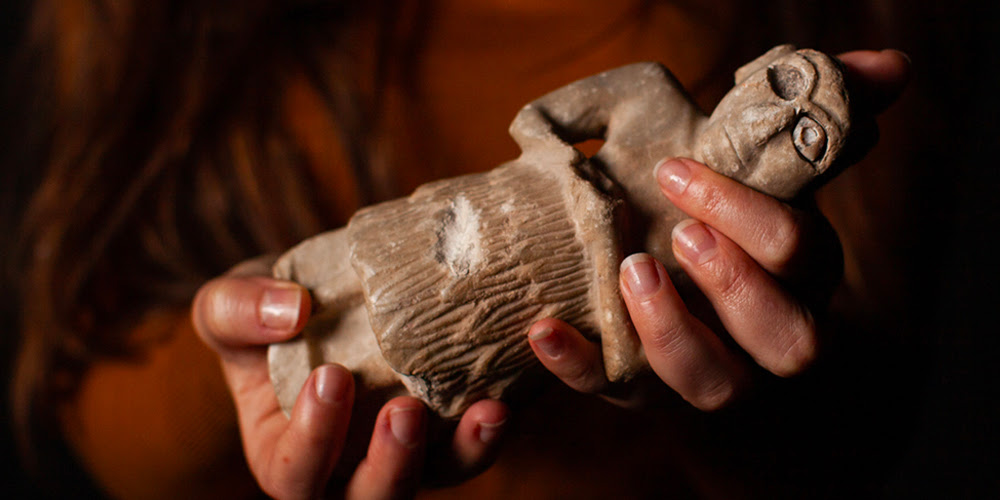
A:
[{"left": 440, "top": 195, "right": 484, "bottom": 277}]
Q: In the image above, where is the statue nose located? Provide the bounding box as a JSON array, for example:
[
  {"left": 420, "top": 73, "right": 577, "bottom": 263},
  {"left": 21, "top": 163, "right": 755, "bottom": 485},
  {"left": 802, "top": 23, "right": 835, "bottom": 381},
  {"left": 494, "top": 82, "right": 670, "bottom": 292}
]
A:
[{"left": 740, "top": 104, "right": 797, "bottom": 147}]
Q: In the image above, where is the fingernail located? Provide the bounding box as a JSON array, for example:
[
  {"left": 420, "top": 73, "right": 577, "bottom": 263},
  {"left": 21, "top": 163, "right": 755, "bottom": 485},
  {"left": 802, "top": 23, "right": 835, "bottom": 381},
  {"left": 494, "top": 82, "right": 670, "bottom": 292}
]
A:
[
  {"left": 620, "top": 253, "right": 662, "bottom": 298},
  {"left": 477, "top": 419, "right": 507, "bottom": 444},
  {"left": 389, "top": 407, "right": 424, "bottom": 448},
  {"left": 673, "top": 219, "right": 718, "bottom": 265},
  {"left": 655, "top": 158, "right": 692, "bottom": 196},
  {"left": 314, "top": 364, "right": 349, "bottom": 404},
  {"left": 528, "top": 327, "right": 563, "bottom": 358},
  {"left": 260, "top": 282, "right": 302, "bottom": 332}
]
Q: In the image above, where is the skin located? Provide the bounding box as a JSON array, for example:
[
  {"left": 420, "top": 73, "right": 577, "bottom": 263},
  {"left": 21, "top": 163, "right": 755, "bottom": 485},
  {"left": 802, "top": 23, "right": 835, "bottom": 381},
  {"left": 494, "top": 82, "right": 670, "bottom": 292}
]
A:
[
  {"left": 190, "top": 49, "right": 907, "bottom": 497},
  {"left": 527, "top": 49, "right": 911, "bottom": 410},
  {"left": 192, "top": 264, "right": 510, "bottom": 499}
]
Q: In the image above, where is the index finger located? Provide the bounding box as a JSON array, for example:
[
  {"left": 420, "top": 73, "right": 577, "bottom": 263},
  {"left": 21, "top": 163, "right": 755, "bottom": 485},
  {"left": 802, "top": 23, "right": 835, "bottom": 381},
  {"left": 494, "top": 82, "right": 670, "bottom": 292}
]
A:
[{"left": 655, "top": 158, "right": 840, "bottom": 282}]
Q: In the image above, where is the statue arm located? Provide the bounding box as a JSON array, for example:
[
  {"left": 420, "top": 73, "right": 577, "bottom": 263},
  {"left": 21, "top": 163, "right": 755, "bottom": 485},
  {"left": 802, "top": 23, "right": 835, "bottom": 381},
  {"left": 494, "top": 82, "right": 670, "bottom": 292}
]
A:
[
  {"left": 506, "top": 63, "right": 694, "bottom": 383},
  {"left": 508, "top": 62, "right": 690, "bottom": 157}
]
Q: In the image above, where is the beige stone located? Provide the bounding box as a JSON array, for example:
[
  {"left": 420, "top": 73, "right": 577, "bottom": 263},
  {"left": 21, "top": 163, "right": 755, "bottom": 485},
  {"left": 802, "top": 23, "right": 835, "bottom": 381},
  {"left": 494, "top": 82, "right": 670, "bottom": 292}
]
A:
[{"left": 268, "top": 45, "right": 852, "bottom": 417}]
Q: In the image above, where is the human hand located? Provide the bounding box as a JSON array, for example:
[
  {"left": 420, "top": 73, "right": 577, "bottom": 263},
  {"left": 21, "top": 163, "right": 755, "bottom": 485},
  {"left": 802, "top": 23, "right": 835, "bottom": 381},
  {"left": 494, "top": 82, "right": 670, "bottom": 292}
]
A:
[
  {"left": 527, "top": 49, "right": 911, "bottom": 410},
  {"left": 192, "top": 258, "right": 509, "bottom": 499}
]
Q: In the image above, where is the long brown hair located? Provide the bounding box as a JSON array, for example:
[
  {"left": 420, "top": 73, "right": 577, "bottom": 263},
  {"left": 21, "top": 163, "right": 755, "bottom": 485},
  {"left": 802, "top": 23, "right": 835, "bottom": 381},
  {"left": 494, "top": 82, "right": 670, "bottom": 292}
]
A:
[{"left": 5, "top": 0, "right": 411, "bottom": 475}]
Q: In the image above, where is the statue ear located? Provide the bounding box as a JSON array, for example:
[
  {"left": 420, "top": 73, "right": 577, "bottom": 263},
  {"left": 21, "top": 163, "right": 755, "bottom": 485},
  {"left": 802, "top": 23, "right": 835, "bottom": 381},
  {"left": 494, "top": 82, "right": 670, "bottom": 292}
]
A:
[{"left": 734, "top": 44, "right": 797, "bottom": 84}]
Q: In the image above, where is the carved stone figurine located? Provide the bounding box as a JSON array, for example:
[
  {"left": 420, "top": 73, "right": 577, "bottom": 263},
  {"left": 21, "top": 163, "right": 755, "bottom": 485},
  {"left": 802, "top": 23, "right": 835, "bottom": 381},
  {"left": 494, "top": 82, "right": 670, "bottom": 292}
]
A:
[{"left": 268, "top": 44, "right": 852, "bottom": 418}]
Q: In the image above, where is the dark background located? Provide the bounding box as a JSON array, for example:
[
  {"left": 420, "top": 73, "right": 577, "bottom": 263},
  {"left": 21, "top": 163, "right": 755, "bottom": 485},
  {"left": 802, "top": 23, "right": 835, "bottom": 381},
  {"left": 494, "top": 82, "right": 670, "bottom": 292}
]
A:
[
  {"left": 879, "top": 3, "right": 1000, "bottom": 496},
  {"left": 3, "top": 2, "right": 34, "bottom": 497}
]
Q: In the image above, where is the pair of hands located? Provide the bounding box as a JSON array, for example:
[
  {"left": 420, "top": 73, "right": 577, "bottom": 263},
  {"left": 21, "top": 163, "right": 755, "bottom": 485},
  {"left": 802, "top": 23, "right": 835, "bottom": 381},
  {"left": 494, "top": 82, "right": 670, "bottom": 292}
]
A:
[{"left": 192, "top": 50, "right": 909, "bottom": 499}]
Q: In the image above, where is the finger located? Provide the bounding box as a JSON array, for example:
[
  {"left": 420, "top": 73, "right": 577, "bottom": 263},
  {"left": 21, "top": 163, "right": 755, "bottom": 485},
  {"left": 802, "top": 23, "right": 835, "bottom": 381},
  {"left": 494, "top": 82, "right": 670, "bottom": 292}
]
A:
[
  {"left": 671, "top": 219, "right": 819, "bottom": 377},
  {"left": 619, "top": 253, "right": 747, "bottom": 410},
  {"left": 192, "top": 276, "right": 311, "bottom": 354},
  {"left": 837, "top": 49, "right": 912, "bottom": 114},
  {"left": 345, "top": 397, "right": 428, "bottom": 500},
  {"left": 447, "top": 399, "right": 509, "bottom": 476},
  {"left": 528, "top": 318, "right": 609, "bottom": 394},
  {"left": 655, "top": 158, "right": 842, "bottom": 287},
  {"left": 243, "top": 364, "right": 354, "bottom": 499}
]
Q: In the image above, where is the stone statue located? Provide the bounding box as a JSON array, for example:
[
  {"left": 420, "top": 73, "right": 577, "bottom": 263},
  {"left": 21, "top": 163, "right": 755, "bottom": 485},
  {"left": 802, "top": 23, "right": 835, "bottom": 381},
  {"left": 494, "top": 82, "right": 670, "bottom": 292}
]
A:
[{"left": 268, "top": 45, "right": 853, "bottom": 418}]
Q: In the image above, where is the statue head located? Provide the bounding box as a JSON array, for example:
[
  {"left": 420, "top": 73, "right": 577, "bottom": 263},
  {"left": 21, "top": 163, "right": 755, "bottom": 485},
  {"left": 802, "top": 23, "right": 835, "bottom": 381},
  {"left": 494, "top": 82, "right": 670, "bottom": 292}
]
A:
[{"left": 696, "top": 45, "right": 850, "bottom": 200}]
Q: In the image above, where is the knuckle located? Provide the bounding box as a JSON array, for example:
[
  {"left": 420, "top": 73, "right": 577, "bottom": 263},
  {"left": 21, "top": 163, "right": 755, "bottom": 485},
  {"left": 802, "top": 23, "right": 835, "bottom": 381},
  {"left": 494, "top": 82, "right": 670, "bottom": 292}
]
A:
[
  {"left": 192, "top": 277, "right": 265, "bottom": 349},
  {"left": 253, "top": 459, "right": 286, "bottom": 500},
  {"left": 645, "top": 320, "right": 688, "bottom": 360},
  {"left": 711, "top": 260, "right": 753, "bottom": 309},
  {"left": 762, "top": 210, "right": 804, "bottom": 270},
  {"left": 258, "top": 435, "right": 324, "bottom": 500},
  {"left": 771, "top": 313, "right": 819, "bottom": 377},
  {"left": 694, "top": 181, "right": 729, "bottom": 220},
  {"left": 560, "top": 357, "right": 606, "bottom": 393},
  {"left": 691, "top": 377, "right": 739, "bottom": 412}
]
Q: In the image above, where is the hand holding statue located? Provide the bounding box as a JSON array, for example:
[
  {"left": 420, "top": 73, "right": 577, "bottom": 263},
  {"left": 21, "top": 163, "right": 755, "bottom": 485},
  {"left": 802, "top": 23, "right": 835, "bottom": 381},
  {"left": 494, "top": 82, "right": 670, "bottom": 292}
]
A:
[
  {"left": 192, "top": 257, "right": 509, "bottom": 499},
  {"left": 530, "top": 49, "right": 910, "bottom": 407}
]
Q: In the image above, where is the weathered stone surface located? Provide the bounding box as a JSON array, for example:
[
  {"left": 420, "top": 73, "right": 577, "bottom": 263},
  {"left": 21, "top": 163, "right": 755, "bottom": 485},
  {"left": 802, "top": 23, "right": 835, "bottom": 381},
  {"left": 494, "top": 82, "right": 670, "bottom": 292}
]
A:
[{"left": 268, "top": 45, "right": 853, "bottom": 418}]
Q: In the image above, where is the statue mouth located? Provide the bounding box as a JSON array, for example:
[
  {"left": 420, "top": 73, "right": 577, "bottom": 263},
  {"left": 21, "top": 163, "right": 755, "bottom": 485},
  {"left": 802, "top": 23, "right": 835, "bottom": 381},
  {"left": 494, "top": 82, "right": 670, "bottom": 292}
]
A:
[{"left": 723, "top": 126, "right": 746, "bottom": 173}]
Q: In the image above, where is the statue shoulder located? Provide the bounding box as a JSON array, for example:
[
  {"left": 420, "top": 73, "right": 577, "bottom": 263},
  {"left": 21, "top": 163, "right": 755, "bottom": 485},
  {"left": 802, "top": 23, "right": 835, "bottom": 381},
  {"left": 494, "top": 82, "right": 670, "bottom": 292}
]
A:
[{"left": 598, "top": 61, "right": 684, "bottom": 91}]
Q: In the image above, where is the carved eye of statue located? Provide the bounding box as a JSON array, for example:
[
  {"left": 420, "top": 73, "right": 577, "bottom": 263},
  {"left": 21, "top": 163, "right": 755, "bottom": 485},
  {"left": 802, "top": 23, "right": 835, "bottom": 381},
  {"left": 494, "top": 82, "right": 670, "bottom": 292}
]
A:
[
  {"left": 767, "top": 64, "right": 806, "bottom": 100},
  {"left": 792, "top": 115, "right": 827, "bottom": 163}
]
